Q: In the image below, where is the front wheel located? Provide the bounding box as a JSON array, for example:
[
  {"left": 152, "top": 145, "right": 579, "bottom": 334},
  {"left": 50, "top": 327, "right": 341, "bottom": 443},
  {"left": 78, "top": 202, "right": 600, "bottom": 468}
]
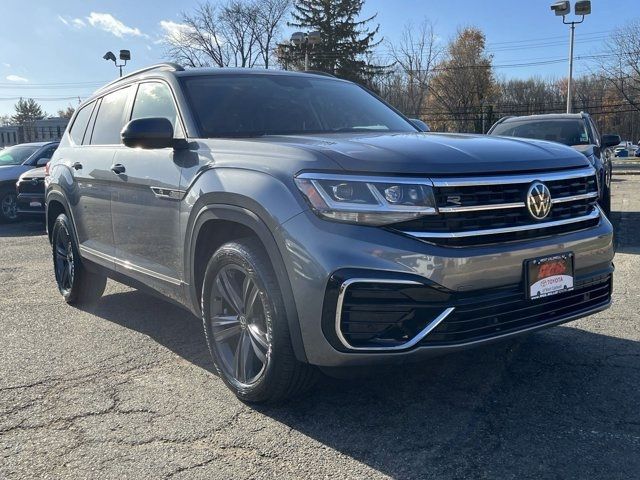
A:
[
  {"left": 51, "top": 213, "right": 106, "bottom": 305},
  {"left": 201, "top": 238, "right": 316, "bottom": 403},
  {"left": 0, "top": 191, "right": 18, "bottom": 222}
]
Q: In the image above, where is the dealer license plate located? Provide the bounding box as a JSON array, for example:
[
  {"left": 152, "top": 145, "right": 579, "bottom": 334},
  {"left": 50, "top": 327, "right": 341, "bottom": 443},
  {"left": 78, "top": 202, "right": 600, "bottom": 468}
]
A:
[{"left": 525, "top": 253, "right": 574, "bottom": 299}]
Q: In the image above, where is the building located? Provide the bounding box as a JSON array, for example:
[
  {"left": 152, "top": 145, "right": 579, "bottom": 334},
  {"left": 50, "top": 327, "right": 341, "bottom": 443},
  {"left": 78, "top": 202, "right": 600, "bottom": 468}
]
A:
[
  {"left": 0, "top": 116, "right": 70, "bottom": 147},
  {"left": 0, "top": 125, "right": 20, "bottom": 147}
]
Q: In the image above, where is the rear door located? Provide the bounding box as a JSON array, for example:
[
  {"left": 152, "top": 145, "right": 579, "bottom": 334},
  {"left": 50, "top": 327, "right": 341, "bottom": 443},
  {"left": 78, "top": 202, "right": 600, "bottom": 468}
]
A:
[
  {"left": 70, "top": 86, "right": 134, "bottom": 267},
  {"left": 111, "top": 81, "right": 187, "bottom": 297}
]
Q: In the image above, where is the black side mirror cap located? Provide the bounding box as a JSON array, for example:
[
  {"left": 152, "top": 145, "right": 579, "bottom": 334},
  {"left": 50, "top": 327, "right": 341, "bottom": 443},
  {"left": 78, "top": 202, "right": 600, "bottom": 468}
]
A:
[
  {"left": 409, "top": 118, "right": 430, "bottom": 132},
  {"left": 601, "top": 134, "right": 621, "bottom": 149},
  {"left": 121, "top": 117, "right": 175, "bottom": 149}
]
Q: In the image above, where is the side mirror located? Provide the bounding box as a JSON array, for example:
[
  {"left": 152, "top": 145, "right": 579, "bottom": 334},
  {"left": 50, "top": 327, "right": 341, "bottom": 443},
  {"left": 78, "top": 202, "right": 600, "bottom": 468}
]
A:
[
  {"left": 121, "top": 117, "right": 175, "bottom": 149},
  {"left": 36, "top": 157, "right": 51, "bottom": 167},
  {"left": 410, "top": 118, "right": 430, "bottom": 132},
  {"left": 601, "top": 134, "right": 621, "bottom": 149}
]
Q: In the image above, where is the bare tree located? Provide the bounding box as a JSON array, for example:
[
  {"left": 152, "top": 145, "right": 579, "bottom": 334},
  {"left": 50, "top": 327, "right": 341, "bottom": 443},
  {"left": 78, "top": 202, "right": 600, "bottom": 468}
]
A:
[
  {"left": 164, "top": 0, "right": 290, "bottom": 69},
  {"left": 601, "top": 19, "right": 640, "bottom": 112},
  {"left": 165, "top": 2, "right": 229, "bottom": 67},
  {"left": 253, "top": 0, "right": 291, "bottom": 68},
  {"left": 386, "top": 19, "right": 440, "bottom": 117},
  {"left": 220, "top": 1, "right": 261, "bottom": 67}
]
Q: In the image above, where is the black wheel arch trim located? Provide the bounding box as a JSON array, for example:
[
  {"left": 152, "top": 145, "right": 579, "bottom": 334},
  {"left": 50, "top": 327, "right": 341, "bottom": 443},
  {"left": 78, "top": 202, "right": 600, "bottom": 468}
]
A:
[{"left": 186, "top": 198, "right": 308, "bottom": 363}]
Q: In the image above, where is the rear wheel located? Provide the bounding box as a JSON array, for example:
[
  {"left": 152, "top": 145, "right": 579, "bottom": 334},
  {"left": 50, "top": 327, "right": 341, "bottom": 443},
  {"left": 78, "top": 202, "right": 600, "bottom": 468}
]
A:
[
  {"left": 201, "top": 238, "right": 316, "bottom": 403},
  {"left": 51, "top": 213, "right": 106, "bottom": 305},
  {"left": 0, "top": 191, "right": 18, "bottom": 222}
]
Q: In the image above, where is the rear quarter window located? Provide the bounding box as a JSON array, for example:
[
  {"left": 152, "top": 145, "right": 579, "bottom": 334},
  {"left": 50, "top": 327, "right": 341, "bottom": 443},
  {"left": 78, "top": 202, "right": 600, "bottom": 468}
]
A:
[{"left": 69, "top": 101, "right": 95, "bottom": 145}]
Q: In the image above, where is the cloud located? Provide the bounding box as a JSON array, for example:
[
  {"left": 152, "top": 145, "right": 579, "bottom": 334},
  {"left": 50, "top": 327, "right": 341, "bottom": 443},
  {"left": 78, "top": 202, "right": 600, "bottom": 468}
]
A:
[
  {"left": 87, "top": 12, "right": 146, "bottom": 38},
  {"left": 6, "top": 75, "right": 28, "bottom": 83},
  {"left": 159, "top": 20, "right": 193, "bottom": 40},
  {"left": 2, "top": 63, "right": 10, "bottom": 68},
  {"left": 58, "top": 15, "right": 86, "bottom": 29}
]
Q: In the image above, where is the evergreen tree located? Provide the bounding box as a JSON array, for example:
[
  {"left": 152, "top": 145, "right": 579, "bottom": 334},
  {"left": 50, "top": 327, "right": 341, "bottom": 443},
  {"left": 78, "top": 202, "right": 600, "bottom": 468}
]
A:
[
  {"left": 280, "top": 0, "right": 383, "bottom": 85},
  {"left": 12, "top": 98, "right": 45, "bottom": 142}
]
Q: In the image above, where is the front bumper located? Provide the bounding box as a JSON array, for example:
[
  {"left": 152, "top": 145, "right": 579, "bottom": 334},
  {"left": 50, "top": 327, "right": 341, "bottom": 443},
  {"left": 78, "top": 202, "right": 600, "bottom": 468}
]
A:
[
  {"left": 16, "top": 193, "right": 45, "bottom": 215},
  {"left": 278, "top": 209, "right": 615, "bottom": 367}
]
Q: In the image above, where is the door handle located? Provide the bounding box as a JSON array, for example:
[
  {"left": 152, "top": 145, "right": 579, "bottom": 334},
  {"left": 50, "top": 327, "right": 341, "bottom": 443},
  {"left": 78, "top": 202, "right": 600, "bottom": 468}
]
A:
[
  {"left": 111, "top": 164, "right": 126, "bottom": 175},
  {"left": 72, "top": 162, "right": 82, "bottom": 170}
]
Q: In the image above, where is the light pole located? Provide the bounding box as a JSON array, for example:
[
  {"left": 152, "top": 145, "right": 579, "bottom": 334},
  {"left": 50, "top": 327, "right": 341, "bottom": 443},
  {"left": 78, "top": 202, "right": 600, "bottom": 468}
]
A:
[
  {"left": 550, "top": 1, "right": 591, "bottom": 113},
  {"left": 290, "top": 31, "right": 321, "bottom": 71},
  {"left": 103, "top": 49, "right": 131, "bottom": 77}
]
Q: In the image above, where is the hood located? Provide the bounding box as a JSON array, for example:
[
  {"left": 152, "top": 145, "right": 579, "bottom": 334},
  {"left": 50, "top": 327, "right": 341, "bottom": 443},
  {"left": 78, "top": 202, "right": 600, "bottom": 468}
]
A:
[
  {"left": 255, "top": 132, "right": 590, "bottom": 176},
  {"left": 571, "top": 144, "right": 595, "bottom": 157},
  {"left": 19, "top": 166, "right": 46, "bottom": 180},
  {"left": 0, "top": 164, "right": 31, "bottom": 183}
]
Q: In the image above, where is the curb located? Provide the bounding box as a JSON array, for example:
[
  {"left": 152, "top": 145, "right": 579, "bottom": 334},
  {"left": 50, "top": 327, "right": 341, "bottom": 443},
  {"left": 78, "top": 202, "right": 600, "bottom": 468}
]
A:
[{"left": 613, "top": 170, "right": 640, "bottom": 175}]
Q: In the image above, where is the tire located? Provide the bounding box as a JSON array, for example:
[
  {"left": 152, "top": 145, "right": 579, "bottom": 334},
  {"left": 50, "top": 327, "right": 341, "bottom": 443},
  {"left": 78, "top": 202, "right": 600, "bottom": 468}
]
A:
[
  {"left": 0, "top": 191, "right": 18, "bottom": 223},
  {"left": 201, "top": 238, "right": 316, "bottom": 404},
  {"left": 51, "top": 213, "right": 107, "bottom": 305}
]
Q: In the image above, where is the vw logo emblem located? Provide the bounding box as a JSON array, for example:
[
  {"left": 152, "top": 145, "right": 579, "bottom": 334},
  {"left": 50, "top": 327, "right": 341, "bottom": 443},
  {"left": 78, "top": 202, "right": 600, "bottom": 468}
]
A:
[{"left": 526, "top": 182, "right": 552, "bottom": 220}]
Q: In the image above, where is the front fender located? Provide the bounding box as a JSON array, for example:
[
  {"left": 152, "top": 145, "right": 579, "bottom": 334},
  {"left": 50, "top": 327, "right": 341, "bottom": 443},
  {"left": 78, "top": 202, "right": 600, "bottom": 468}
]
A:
[{"left": 182, "top": 168, "right": 309, "bottom": 362}]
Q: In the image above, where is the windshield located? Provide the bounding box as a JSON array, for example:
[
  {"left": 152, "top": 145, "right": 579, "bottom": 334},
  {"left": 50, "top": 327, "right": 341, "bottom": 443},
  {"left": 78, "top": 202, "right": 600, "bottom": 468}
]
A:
[
  {"left": 491, "top": 119, "right": 591, "bottom": 146},
  {"left": 181, "top": 74, "right": 416, "bottom": 137},
  {"left": 0, "top": 145, "right": 39, "bottom": 166}
]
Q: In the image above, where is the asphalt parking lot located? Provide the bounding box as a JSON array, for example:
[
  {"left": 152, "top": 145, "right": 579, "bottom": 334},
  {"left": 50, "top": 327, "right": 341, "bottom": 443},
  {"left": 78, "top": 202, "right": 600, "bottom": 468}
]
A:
[{"left": 1, "top": 178, "right": 639, "bottom": 480}]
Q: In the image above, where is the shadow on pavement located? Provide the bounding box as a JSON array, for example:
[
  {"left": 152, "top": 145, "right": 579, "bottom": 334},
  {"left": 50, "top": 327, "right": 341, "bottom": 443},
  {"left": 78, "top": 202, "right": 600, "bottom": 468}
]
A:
[
  {"left": 610, "top": 211, "right": 640, "bottom": 254},
  {"left": 87, "top": 286, "right": 640, "bottom": 479},
  {"left": 0, "top": 220, "right": 46, "bottom": 237}
]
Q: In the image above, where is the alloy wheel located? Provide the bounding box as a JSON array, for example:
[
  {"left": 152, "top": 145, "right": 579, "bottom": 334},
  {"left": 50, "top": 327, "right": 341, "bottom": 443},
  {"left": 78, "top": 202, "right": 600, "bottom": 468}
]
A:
[
  {"left": 209, "top": 264, "right": 270, "bottom": 386},
  {"left": 54, "top": 225, "right": 75, "bottom": 294},
  {"left": 1, "top": 193, "right": 17, "bottom": 220}
]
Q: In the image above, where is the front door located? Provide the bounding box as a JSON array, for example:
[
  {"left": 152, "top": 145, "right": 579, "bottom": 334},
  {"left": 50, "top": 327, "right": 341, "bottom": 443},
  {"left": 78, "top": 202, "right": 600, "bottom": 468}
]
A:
[
  {"left": 111, "top": 81, "right": 186, "bottom": 299},
  {"left": 71, "top": 86, "right": 134, "bottom": 267}
]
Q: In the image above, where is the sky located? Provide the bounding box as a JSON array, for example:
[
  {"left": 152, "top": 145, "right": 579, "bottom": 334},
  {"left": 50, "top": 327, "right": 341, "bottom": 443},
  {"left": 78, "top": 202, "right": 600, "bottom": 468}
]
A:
[{"left": 0, "top": 0, "right": 635, "bottom": 116}]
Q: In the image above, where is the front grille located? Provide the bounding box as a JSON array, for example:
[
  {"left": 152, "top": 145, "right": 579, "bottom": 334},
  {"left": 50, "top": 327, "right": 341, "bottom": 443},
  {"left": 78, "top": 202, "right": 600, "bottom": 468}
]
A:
[
  {"left": 420, "top": 273, "right": 612, "bottom": 346},
  {"left": 392, "top": 167, "right": 600, "bottom": 247},
  {"left": 17, "top": 178, "right": 44, "bottom": 194},
  {"left": 433, "top": 175, "right": 597, "bottom": 209}
]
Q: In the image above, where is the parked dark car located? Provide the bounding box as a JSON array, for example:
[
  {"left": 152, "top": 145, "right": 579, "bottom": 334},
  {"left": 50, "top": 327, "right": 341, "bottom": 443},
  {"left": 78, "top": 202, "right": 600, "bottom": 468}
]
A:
[
  {"left": 0, "top": 141, "right": 58, "bottom": 222},
  {"left": 487, "top": 113, "right": 619, "bottom": 216},
  {"left": 16, "top": 166, "right": 46, "bottom": 218},
  {"left": 46, "top": 64, "right": 613, "bottom": 403}
]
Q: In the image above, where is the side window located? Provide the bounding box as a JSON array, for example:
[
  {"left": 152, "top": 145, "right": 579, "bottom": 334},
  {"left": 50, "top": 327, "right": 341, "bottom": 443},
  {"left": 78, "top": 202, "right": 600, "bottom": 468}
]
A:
[
  {"left": 131, "top": 82, "right": 181, "bottom": 134},
  {"left": 90, "top": 86, "right": 133, "bottom": 145},
  {"left": 35, "top": 145, "right": 57, "bottom": 165},
  {"left": 69, "top": 101, "right": 95, "bottom": 145}
]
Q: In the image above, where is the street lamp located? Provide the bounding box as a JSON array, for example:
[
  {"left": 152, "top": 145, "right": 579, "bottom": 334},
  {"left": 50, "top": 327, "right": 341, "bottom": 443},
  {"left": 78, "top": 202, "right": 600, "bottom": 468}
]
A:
[
  {"left": 103, "top": 49, "right": 131, "bottom": 77},
  {"left": 550, "top": 1, "right": 591, "bottom": 113},
  {"left": 290, "top": 31, "right": 321, "bottom": 71}
]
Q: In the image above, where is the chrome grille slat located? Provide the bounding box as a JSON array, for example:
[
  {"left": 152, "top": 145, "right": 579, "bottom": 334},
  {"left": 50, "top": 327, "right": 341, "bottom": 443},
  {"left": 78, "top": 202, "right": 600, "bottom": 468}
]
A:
[{"left": 394, "top": 169, "right": 601, "bottom": 246}]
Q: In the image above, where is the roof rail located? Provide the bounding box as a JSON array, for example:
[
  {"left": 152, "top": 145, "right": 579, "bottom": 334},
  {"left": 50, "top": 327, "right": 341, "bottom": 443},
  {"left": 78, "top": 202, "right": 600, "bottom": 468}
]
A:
[{"left": 95, "top": 62, "right": 185, "bottom": 94}]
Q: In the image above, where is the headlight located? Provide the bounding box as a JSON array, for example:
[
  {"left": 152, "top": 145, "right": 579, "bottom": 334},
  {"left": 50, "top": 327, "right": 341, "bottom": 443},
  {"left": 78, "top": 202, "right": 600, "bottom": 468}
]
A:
[{"left": 294, "top": 173, "right": 436, "bottom": 225}]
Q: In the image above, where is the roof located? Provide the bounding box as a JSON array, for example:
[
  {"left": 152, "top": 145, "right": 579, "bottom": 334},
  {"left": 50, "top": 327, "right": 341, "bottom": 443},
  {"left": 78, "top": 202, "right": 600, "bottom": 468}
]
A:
[
  {"left": 499, "top": 112, "right": 588, "bottom": 123},
  {"left": 13, "top": 141, "right": 59, "bottom": 147},
  {"left": 93, "top": 63, "right": 343, "bottom": 96}
]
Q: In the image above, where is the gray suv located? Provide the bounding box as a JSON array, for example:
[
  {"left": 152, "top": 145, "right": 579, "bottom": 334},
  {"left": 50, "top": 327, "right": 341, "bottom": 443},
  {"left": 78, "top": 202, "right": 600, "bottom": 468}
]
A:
[{"left": 46, "top": 64, "right": 614, "bottom": 403}]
